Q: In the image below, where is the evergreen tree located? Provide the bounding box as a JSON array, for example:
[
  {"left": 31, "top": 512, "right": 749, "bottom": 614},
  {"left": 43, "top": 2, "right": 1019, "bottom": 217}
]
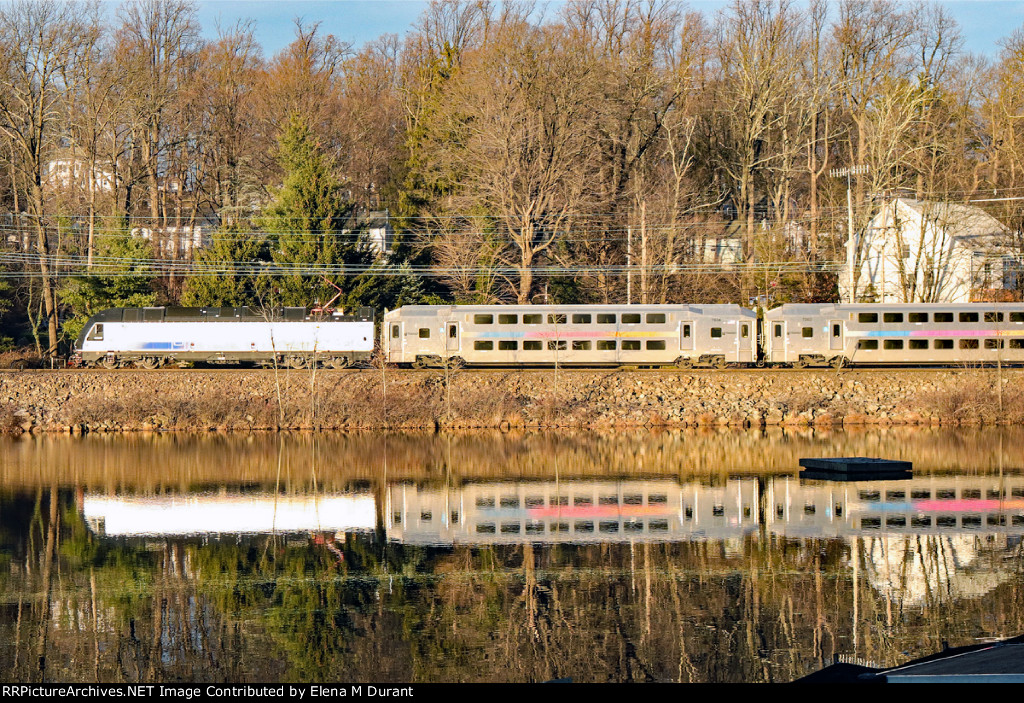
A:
[
  {"left": 180, "top": 226, "right": 273, "bottom": 307},
  {"left": 60, "top": 231, "right": 156, "bottom": 342},
  {"left": 261, "top": 114, "right": 371, "bottom": 307}
]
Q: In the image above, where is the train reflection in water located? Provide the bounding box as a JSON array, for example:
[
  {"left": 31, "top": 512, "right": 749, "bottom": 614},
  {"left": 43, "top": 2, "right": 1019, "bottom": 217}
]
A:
[{"left": 78, "top": 475, "right": 1024, "bottom": 543}]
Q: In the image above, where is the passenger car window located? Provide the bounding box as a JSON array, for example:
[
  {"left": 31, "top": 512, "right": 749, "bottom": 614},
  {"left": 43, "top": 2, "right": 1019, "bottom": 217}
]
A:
[
  {"left": 548, "top": 314, "right": 567, "bottom": 324},
  {"left": 474, "top": 314, "right": 493, "bottom": 324},
  {"left": 858, "top": 313, "right": 878, "bottom": 323},
  {"left": 883, "top": 313, "right": 903, "bottom": 323},
  {"left": 523, "top": 314, "right": 542, "bottom": 324},
  {"left": 498, "top": 314, "right": 517, "bottom": 324},
  {"left": 621, "top": 340, "right": 640, "bottom": 350},
  {"left": 960, "top": 312, "right": 979, "bottom": 323},
  {"left": 646, "top": 313, "right": 666, "bottom": 324},
  {"left": 572, "top": 340, "right": 591, "bottom": 350},
  {"left": 857, "top": 339, "right": 878, "bottom": 350},
  {"left": 547, "top": 340, "right": 567, "bottom": 350},
  {"left": 597, "top": 314, "right": 616, "bottom": 324},
  {"left": 596, "top": 340, "right": 616, "bottom": 350},
  {"left": 391, "top": 325, "right": 400, "bottom": 338},
  {"left": 474, "top": 340, "right": 493, "bottom": 350},
  {"left": 622, "top": 313, "right": 641, "bottom": 324},
  {"left": 523, "top": 341, "right": 542, "bottom": 350},
  {"left": 572, "top": 314, "right": 591, "bottom": 324},
  {"left": 419, "top": 328, "right": 430, "bottom": 338},
  {"left": 711, "top": 327, "right": 722, "bottom": 338},
  {"left": 646, "top": 340, "right": 666, "bottom": 350},
  {"left": 498, "top": 340, "right": 517, "bottom": 350},
  {"left": 802, "top": 327, "right": 813, "bottom": 338},
  {"left": 985, "top": 312, "right": 1003, "bottom": 322},
  {"left": 934, "top": 312, "right": 953, "bottom": 322}
]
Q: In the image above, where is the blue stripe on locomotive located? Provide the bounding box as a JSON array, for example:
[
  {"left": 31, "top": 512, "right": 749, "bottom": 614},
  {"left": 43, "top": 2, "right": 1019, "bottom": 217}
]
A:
[{"left": 140, "top": 342, "right": 187, "bottom": 350}]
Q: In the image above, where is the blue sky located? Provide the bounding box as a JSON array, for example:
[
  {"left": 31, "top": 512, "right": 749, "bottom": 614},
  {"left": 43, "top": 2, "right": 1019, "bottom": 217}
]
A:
[{"left": 190, "top": 0, "right": 1024, "bottom": 59}]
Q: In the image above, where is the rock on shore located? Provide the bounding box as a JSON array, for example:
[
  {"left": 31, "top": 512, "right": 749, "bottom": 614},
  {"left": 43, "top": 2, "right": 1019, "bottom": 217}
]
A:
[{"left": 1, "top": 367, "right": 1022, "bottom": 433}]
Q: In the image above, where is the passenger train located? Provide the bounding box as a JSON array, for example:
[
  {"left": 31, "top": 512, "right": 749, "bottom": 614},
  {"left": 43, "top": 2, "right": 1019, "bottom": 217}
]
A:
[{"left": 70, "top": 301, "right": 1024, "bottom": 369}]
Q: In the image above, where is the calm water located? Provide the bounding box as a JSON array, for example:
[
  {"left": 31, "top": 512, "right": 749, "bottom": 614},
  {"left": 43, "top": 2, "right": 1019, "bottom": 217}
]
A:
[{"left": 1, "top": 428, "right": 1023, "bottom": 683}]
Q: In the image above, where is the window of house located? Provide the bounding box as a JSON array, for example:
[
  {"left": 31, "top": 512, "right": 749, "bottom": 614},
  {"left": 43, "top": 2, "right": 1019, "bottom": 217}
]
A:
[{"left": 474, "top": 314, "right": 493, "bottom": 324}]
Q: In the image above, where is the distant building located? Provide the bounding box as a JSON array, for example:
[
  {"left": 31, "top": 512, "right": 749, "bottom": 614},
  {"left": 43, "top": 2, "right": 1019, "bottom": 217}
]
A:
[
  {"left": 343, "top": 208, "right": 394, "bottom": 258},
  {"left": 842, "top": 198, "right": 1022, "bottom": 303},
  {"left": 132, "top": 225, "right": 209, "bottom": 258},
  {"left": 45, "top": 152, "right": 116, "bottom": 193}
]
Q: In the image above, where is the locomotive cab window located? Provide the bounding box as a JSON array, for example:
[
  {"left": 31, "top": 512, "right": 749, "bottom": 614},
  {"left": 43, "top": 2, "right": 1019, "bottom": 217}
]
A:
[
  {"left": 597, "top": 314, "right": 616, "bottom": 324},
  {"left": 802, "top": 327, "right": 813, "bottom": 338},
  {"left": 646, "top": 313, "right": 666, "bottom": 324},
  {"left": 858, "top": 313, "right": 878, "bottom": 323},
  {"left": 622, "top": 313, "right": 641, "bottom": 324},
  {"left": 523, "top": 314, "right": 542, "bottom": 324},
  {"left": 474, "top": 314, "right": 493, "bottom": 324},
  {"left": 711, "top": 327, "right": 723, "bottom": 338},
  {"left": 419, "top": 328, "right": 430, "bottom": 338},
  {"left": 87, "top": 324, "right": 104, "bottom": 341}
]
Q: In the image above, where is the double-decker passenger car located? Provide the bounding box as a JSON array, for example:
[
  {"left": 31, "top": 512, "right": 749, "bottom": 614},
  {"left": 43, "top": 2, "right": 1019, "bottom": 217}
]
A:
[
  {"left": 72, "top": 306, "right": 375, "bottom": 369},
  {"left": 764, "top": 302, "right": 1024, "bottom": 367},
  {"left": 382, "top": 304, "right": 757, "bottom": 368}
]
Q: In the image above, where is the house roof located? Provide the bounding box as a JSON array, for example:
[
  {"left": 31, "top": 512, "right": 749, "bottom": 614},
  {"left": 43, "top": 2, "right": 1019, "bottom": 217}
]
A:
[{"left": 889, "top": 198, "right": 1008, "bottom": 238}]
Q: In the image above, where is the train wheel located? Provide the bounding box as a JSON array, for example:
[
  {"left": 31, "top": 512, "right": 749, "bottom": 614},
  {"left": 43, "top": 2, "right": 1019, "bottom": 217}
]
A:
[
  {"left": 329, "top": 357, "right": 351, "bottom": 369},
  {"left": 830, "top": 356, "right": 846, "bottom": 370},
  {"left": 675, "top": 357, "right": 693, "bottom": 370},
  {"left": 714, "top": 357, "right": 728, "bottom": 370},
  {"left": 791, "top": 358, "right": 807, "bottom": 369},
  {"left": 413, "top": 358, "right": 427, "bottom": 369},
  {"left": 286, "top": 356, "right": 307, "bottom": 369},
  {"left": 100, "top": 358, "right": 118, "bottom": 369},
  {"left": 137, "top": 357, "right": 159, "bottom": 370},
  {"left": 446, "top": 356, "right": 465, "bottom": 370}
]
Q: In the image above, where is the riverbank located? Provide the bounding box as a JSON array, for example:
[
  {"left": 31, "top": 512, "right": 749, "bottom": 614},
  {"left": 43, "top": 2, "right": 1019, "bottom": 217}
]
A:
[{"left": 2, "top": 367, "right": 1022, "bottom": 433}]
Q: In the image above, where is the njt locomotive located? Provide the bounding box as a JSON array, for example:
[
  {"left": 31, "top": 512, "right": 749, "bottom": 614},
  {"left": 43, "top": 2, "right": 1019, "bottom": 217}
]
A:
[{"left": 71, "top": 306, "right": 374, "bottom": 369}]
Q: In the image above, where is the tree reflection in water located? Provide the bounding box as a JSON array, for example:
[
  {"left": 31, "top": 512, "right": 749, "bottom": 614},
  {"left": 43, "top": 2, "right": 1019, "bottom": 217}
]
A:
[{"left": 1, "top": 428, "right": 1023, "bottom": 682}]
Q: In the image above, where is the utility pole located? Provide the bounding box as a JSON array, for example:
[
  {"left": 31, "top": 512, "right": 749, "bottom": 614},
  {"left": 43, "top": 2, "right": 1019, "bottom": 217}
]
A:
[{"left": 831, "top": 165, "right": 868, "bottom": 303}]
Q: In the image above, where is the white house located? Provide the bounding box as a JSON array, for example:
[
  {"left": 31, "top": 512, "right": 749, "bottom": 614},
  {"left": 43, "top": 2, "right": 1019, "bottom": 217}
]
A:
[
  {"left": 45, "top": 153, "right": 115, "bottom": 193},
  {"left": 840, "top": 197, "right": 1021, "bottom": 303}
]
